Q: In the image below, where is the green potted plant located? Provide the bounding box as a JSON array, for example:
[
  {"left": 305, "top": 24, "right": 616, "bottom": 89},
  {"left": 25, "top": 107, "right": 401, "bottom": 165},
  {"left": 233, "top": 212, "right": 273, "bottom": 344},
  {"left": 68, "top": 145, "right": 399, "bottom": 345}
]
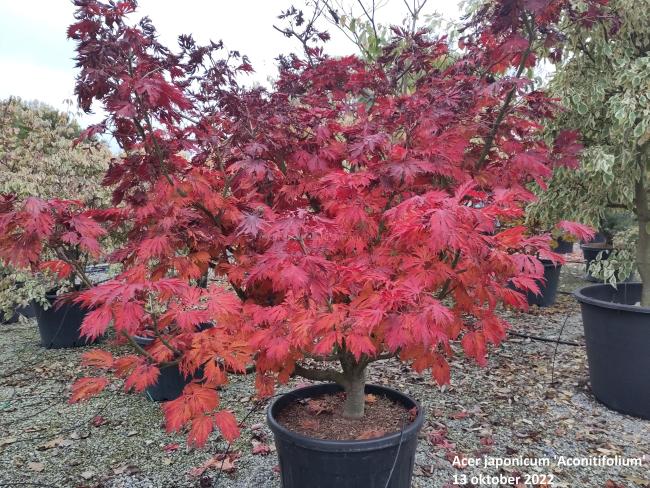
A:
[
  {"left": 534, "top": 0, "right": 650, "bottom": 419},
  {"left": 0, "top": 98, "right": 112, "bottom": 347}
]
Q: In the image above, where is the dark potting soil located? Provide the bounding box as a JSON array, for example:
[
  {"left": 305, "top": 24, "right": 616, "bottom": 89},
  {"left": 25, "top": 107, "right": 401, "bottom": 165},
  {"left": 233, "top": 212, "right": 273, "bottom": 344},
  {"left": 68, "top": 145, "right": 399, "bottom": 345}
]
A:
[{"left": 275, "top": 391, "right": 415, "bottom": 441}]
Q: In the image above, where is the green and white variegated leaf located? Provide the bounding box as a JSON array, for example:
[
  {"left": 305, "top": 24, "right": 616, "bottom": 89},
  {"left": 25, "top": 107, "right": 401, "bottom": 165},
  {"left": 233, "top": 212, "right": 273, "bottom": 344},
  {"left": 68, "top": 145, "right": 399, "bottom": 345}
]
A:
[
  {"left": 0, "top": 98, "right": 112, "bottom": 319},
  {"left": 528, "top": 0, "right": 650, "bottom": 283}
]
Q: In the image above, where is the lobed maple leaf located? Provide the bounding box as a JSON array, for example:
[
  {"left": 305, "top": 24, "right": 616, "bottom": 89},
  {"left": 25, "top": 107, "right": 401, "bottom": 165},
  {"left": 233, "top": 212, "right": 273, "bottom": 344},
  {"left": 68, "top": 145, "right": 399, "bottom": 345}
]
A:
[
  {"left": 69, "top": 377, "right": 109, "bottom": 403},
  {"left": 214, "top": 410, "right": 240, "bottom": 443}
]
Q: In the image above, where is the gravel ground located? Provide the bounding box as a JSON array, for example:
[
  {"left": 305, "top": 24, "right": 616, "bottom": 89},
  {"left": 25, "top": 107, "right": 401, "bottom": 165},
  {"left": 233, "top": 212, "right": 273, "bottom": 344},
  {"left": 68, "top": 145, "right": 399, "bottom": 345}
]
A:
[{"left": 0, "top": 256, "right": 649, "bottom": 488}]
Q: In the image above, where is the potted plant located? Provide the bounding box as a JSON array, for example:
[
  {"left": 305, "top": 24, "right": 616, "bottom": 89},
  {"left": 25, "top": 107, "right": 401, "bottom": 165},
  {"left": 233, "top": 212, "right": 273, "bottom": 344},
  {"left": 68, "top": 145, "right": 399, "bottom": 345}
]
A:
[
  {"left": 40, "top": 1, "right": 602, "bottom": 486},
  {"left": 0, "top": 197, "right": 109, "bottom": 348},
  {"left": 536, "top": 0, "right": 650, "bottom": 419},
  {"left": 580, "top": 210, "right": 636, "bottom": 282},
  {"left": 0, "top": 98, "right": 111, "bottom": 347}
]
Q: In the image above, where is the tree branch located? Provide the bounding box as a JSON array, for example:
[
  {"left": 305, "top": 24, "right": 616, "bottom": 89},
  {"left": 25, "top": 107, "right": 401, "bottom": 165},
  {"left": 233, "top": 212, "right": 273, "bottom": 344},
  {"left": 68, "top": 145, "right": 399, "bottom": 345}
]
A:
[{"left": 293, "top": 363, "right": 346, "bottom": 384}]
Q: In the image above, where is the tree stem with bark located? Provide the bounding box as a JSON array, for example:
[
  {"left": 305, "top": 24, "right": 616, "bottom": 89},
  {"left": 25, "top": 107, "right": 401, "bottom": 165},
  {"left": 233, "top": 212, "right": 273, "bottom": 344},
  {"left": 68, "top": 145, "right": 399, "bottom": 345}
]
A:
[
  {"left": 293, "top": 348, "right": 379, "bottom": 419},
  {"left": 635, "top": 172, "right": 650, "bottom": 306}
]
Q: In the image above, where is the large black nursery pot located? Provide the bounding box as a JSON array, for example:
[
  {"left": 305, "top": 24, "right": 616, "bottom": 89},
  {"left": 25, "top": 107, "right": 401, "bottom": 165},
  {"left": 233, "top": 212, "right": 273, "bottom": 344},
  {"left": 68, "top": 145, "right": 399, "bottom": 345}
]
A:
[
  {"left": 574, "top": 282, "right": 650, "bottom": 419},
  {"left": 267, "top": 383, "right": 425, "bottom": 488},
  {"left": 32, "top": 291, "right": 96, "bottom": 349}
]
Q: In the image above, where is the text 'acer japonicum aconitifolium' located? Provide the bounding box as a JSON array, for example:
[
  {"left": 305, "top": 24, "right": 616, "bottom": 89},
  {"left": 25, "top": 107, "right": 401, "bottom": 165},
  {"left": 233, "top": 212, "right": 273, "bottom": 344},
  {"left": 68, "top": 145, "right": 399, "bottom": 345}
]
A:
[{"left": 0, "top": 0, "right": 599, "bottom": 446}]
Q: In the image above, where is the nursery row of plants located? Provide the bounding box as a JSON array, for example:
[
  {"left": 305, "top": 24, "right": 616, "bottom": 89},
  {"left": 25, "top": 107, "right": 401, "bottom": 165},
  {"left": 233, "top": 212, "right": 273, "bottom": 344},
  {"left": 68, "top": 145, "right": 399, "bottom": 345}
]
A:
[{"left": 1, "top": 0, "right": 648, "bottom": 486}]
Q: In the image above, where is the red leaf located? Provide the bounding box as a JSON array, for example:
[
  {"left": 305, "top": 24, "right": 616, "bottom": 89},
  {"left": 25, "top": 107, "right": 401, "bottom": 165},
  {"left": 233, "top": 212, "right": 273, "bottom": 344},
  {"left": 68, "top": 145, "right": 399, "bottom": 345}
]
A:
[
  {"left": 69, "top": 377, "right": 109, "bottom": 403},
  {"left": 557, "top": 220, "right": 595, "bottom": 242},
  {"left": 81, "top": 350, "right": 114, "bottom": 369},
  {"left": 461, "top": 331, "right": 487, "bottom": 366},
  {"left": 124, "top": 363, "right": 160, "bottom": 392},
  {"left": 214, "top": 411, "right": 240, "bottom": 443},
  {"left": 188, "top": 415, "right": 214, "bottom": 447},
  {"left": 80, "top": 306, "right": 111, "bottom": 341},
  {"left": 431, "top": 354, "right": 450, "bottom": 385},
  {"left": 39, "top": 260, "right": 73, "bottom": 279}
]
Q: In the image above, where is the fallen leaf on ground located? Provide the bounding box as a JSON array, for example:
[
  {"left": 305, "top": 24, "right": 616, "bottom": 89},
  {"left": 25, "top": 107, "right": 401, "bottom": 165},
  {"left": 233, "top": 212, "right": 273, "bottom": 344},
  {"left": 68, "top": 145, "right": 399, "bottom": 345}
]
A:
[
  {"left": 189, "top": 453, "right": 238, "bottom": 477},
  {"left": 80, "top": 470, "right": 95, "bottom": 480},
  {"left": 28, "top": 462, "right": 45, "bottom": 472},
  {"left": 37, "top": 437, "right": 73, "bottom": 450},
  {"left": 251, "top": 440, "right": 271, "bottom": 455},
  {"left": 163, "top": 443, "right": 179, "bottom": 453},
  {"left": 625, "top": 477, "right": 650, "bottom": 487},
  {"left": 604, "top": 481, "right": 625, "bottom": 488},
  {"left": 0, "top": 437, "right": 16, "bottom": 448},
  {"left": 113, "top": 465, "right": 140, "bottom": 475},
  {"left": 91, "top": 415, "right": 108, "bottom": 427}
]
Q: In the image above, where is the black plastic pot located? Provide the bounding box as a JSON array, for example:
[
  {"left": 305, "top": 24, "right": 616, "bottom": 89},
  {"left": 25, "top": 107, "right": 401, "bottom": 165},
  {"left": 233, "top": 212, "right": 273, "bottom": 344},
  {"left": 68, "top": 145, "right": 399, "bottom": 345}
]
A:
[
  {"left": 574, "top": 283, "right": 650, "bottom": 419},
  {"left": 32, "top": 292, "right": 95, "bottom": 349},
  {"left": 529, "top": 260, "right": 562, "bottom": 307},
  {"left": 2, "top": 304, "right": 35, "bottom": 324},
  {"left": 510, "top": 260, "right": 562, "bottom": 307},
  {"left": 267, "top": 383, "right": 425, "bottom": 488},
  {"left": 553, "top": 237, "right": 574, "bottom": 254},
  {"left": 133, "top": 335, "right": 198, "bottom": 402},
  {"left": 581, "top": 243, "right": 613, "bottom": 282}
]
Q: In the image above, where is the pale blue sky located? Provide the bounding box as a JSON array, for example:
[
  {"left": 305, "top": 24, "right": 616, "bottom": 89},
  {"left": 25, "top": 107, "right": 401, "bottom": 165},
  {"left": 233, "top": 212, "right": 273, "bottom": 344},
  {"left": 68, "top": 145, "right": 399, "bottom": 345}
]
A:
[{"left": 0, "top": 0, "right": 461, "bottom": 128}]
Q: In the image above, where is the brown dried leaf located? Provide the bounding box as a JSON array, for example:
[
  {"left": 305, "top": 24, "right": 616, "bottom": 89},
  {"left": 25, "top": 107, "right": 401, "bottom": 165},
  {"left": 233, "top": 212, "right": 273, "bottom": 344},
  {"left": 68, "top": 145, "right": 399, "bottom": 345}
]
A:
[
  {"left": 306, "top": 399, "right": 333, "bottom": 415},
  {"left": 356, "top": 429, "right": 386, "bottom": 440},
  {"left": 364, "top": 393, "right": 377, "bottom": 404},
  {"left": 28, "top": 461, "right": 45, "bottom": 472}
]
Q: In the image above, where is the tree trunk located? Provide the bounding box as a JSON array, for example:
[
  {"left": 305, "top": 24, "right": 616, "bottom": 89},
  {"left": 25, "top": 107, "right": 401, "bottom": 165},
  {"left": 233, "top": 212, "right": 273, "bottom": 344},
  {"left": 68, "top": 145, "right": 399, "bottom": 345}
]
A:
[
  {"left": 635, "top": 178, "right": 650, "bottom": 306},
  {"left": 342, "top": 365, "right": 366, "bottom": 419}
]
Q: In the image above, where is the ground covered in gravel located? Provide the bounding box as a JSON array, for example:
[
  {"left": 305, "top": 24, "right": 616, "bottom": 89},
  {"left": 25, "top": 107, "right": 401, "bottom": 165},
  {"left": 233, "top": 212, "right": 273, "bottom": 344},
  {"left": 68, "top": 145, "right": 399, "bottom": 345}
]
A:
[{"left": 1, "top": 257, "right": 649, "bottom": 488}]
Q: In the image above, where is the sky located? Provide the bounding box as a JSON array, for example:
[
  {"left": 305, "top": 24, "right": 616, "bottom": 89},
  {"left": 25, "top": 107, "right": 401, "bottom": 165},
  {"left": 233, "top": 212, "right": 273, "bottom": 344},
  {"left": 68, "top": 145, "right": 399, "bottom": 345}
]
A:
[{"left": 0, "top": 0, "right": 462, "bottom": 128}]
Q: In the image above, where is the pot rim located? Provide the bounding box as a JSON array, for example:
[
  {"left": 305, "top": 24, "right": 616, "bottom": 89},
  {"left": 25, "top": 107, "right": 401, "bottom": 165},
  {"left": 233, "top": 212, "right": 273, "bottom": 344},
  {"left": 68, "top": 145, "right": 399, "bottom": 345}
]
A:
[
  {"left": 580, "top": 243, "right": 613, "bottom": 252},
  {"left": 267, "top": 382, "right": 425, "bottom": 452},
  {"left": 574, "top": 282, "right": 650, "bottom": 314}
]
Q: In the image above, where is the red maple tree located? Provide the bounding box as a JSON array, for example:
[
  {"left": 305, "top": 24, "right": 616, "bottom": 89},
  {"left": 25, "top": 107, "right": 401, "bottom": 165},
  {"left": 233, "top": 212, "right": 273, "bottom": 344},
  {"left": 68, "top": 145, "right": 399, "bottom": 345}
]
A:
[{"left": 0, "top": 0, "right": 601, "bottom": 446}]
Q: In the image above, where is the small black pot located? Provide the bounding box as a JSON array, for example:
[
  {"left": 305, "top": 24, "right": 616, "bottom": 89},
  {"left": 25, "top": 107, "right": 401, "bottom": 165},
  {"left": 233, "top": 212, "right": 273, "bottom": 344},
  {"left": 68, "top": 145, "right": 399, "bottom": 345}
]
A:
[
  {"left": 529, "top": 260, "right": 562, "bottom": 307},
  {"left": 553, "top": 237, "right": 574, "bottom": 254},
  {"left": 2, "top": 304, "right": 35, "bottom": 324},
  {"left": 267, "top": 383, "right": 425, "bottom": 488},
  {"left": 133, "top": 335, "right": 198, "bottom": 402},
  {"left": 32, "top": 292, "right": 95, "bottom": 349},
  {"left": 574, "top": 283, "right": 650, "bottom": 419},
  {"left": 581, "top": 243, "right": 613, "bottom": 282},
  {"left": 510, "top": 260, "right": 562, "bottom": 307}
]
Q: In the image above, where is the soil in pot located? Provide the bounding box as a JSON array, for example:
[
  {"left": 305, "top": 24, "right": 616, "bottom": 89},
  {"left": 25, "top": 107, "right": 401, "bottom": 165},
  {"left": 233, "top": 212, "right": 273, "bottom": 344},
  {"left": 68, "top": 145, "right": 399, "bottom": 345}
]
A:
[
  {"left": 32, "top": 291, "right": 96, "bottom": 349},
  {"left": 268, "top": 383, "right": 424, "bottom": 488},
  {"left": 574, "top": 282, "right": 650, "bottom": 420},
  {"left": 276, "top": 390, "right": 414, "bottom": 441}
]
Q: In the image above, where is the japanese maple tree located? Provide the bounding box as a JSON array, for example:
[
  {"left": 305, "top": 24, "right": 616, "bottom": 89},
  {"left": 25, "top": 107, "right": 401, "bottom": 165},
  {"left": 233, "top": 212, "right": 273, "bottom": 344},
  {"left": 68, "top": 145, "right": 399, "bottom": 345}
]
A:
[{"left": 0, "top": 0, "right": 602, "bottom": 445}]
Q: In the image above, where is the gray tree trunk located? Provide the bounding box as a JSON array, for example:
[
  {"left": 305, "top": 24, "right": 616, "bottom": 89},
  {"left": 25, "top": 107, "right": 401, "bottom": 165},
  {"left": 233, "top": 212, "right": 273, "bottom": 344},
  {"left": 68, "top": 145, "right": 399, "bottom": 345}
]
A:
[
  {"left": 341, "top": 364, "right": 366, "bottom": 419},
  {"left": 635, "top": 177, "right": 650, "bottom": 306}
]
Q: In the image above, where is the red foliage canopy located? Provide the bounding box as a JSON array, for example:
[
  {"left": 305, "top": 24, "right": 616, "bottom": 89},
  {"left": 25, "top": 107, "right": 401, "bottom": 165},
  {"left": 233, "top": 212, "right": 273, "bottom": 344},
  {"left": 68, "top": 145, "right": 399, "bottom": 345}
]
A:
[{"left": 0, "top": 0, "right": 603, "bottom": 445}]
